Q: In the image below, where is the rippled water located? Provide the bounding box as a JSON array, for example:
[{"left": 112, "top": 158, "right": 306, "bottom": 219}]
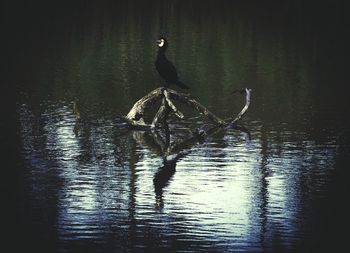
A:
[
  {"left": 15, "top": 99, "right": 346, "bottom": 252},
  {"left": 4, "top": 0, "right": 350, "bottom": 252}
]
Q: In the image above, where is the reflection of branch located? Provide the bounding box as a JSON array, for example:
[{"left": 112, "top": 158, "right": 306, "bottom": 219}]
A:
[
  {"left": 167, "top": 125, "right": 222, "bottom": 156},
  {"left": 131, "top": 131, "right": 163, "bottom": 156},
  {"left": 152, "top": 126, "right": 171, "bottom": 153},
  {"left": 228, "top": 124, "right": 252, "bottom": 144},
  {"left": 132, "top": 122, "right": 251, "bottom": 161},
  {"left": 131, "top": 120, "right": 252, "bottom": 210}
]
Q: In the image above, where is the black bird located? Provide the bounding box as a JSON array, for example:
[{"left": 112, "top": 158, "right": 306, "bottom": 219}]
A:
[{"left": 155, "top": 37, "right": 189, "bottom": 89}]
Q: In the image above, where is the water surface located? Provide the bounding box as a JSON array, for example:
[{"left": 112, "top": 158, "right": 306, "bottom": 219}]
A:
[{"left": 4, "top": 1, "right": 350, "bottom": 252}]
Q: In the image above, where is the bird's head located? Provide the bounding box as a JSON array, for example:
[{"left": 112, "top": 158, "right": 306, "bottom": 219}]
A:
[{"left": 157, "top": 37, "right": 168, "bottom": 49}]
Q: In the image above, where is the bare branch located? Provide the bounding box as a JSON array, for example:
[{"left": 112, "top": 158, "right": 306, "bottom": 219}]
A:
[
  {"left": 125, "top": 88, "right": 163, "bottom": 121},
  {"left": 163, "top": 89, "right": 184, "bottom": 119},
  {"left": 229, "top": 88, "right": 252, "bottom": 124},
  {"left": 152, "top": 98, "right": 170, "bottom": 128},
  {"left": 123, "top": 87, "right": 251, "bottom": 129},
  {"left": 167, "top": 89, "right": 226, "bottom": 125}
]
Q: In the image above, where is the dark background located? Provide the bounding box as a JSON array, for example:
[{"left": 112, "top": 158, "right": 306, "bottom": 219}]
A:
[{"left": 2, "top": 0, "right": 350, "bottom": 252}]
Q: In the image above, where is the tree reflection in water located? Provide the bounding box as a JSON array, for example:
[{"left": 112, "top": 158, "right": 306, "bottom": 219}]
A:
[{"left": 129, "top": 120, "right": 251, "bottom": 211}]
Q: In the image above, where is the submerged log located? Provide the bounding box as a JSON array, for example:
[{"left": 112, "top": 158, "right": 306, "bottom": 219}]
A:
[{"left": 124, "top": 87, "right": 251, "bottom": 129}]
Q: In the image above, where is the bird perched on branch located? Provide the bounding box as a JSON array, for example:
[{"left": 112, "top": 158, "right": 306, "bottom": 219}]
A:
[{"left": 155, "top": 37, "right": 189, "bottom": 90}]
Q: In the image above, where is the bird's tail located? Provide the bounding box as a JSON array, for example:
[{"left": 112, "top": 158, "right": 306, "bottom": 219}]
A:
[{"left": 176, "top": 81, "right": 190, "bottom": 89}]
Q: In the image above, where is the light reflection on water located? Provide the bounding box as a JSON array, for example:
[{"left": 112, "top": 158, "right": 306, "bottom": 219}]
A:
[
  {"left": 9, "top": 1, "right": 350, "bottom": 251},
  {"left": 18, "top": 98, "right": 337, "bottom": 252}
]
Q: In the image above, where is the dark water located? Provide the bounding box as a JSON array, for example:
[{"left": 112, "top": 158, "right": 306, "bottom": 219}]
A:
[{"left": 3, "top": 1, "right": 350, "bottom": 252}]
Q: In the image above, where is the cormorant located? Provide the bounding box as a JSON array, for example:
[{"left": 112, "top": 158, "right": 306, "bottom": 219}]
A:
[{"left": 155, "top": 37, "right": 189, "bottom": 89}]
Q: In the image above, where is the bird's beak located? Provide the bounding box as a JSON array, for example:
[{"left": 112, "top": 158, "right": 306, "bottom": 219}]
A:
[{"left": 157, "top": 39, "right": 161, "bottom": 44}]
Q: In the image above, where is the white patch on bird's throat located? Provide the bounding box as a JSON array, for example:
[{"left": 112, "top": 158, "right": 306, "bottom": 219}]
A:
[{"left": 158, "top": 39, "right": 165, "bottom": 47}]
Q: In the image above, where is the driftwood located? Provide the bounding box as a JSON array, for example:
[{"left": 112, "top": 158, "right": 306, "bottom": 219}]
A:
[
  {"left": 72, "top": 87, "right": 251, "bottom": 136},
  {"left": 72, "top": 87, "right": 251, "bottom": 209},
  {"left": 124, "top": 87, "right": 251, "bottom": 129}
]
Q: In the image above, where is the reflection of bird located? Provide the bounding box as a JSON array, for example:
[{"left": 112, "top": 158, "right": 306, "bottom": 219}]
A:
[
  {"left": 153, "top": 159, "right": 176, "bottom": 210},
  {"left": 153, "top": 159, "right": 176, "bottom": 197},
  {"left": 155, "top": 37, "right": 189, "bottom": 89}
]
